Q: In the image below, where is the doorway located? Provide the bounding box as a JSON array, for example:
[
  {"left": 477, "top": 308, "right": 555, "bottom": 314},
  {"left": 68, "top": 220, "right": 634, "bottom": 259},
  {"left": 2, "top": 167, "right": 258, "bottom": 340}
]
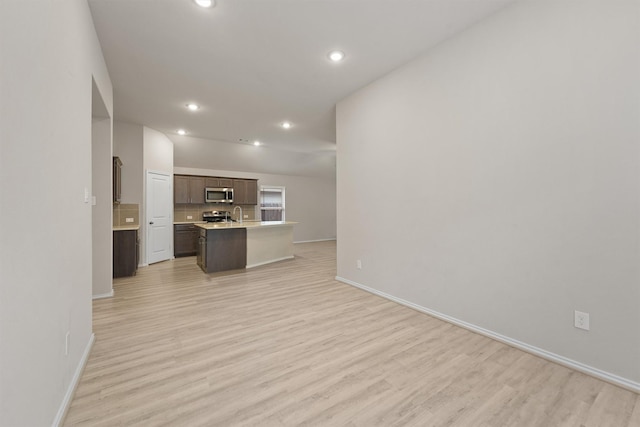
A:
[{"left": 146, "top": 171, "right": 172, "bottom": 264}]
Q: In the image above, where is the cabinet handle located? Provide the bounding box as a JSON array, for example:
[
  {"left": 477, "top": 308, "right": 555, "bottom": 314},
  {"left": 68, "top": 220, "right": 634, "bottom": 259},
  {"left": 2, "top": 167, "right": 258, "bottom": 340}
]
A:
[{"left": 149, "top": 221, "right": 154, "bottom": 225}]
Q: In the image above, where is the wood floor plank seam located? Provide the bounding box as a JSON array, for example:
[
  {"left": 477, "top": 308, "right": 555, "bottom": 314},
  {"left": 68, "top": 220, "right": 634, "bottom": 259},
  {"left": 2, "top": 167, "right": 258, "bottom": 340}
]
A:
[{"left": 64, "top": 241, "right": 639, "bottom": 426}]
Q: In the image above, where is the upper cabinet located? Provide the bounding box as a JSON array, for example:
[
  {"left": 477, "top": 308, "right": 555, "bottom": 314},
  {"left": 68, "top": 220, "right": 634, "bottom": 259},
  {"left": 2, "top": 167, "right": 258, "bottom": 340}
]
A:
[
  {"left": 175, "top": 174, "right": 258, "bottom": 205},
  {"left": 245, "top": 180, "right": 258, "bottom": 205},
  {"left": 174, "top": 175, "right": 205, "bottom": 204},
  {"left": 113, "top": 156, "right": 122, "bottom": 205},
  {"left": 205, "top": 177, "right": 233, "bottom": 188},
  {"left": 190, "top": 177, "right": 205, "bottom": 203},
  {"left": 233, "top": 179, "right": 258, "bottom": 205}
]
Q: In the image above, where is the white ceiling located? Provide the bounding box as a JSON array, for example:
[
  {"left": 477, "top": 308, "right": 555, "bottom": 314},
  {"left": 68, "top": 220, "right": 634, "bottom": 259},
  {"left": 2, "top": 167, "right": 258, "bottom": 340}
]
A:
[{"left": 89, "top": 0, "right": 515, "bottom": 157}]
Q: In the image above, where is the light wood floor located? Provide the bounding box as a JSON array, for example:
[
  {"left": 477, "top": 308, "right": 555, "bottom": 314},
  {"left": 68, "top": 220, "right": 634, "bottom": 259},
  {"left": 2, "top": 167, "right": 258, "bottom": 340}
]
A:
[{"left": 65, "top": 241, "right": 639, "bottom": 426}]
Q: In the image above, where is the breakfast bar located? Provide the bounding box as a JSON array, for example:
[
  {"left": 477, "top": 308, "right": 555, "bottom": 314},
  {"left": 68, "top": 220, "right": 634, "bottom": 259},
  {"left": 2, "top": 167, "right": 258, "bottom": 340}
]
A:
[{"left": 195, "top": 221, "right": 296, "bottom": 273}]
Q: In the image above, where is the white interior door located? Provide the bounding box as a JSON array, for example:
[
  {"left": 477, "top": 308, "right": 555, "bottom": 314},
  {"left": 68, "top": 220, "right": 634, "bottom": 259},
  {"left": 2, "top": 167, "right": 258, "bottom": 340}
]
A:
[{"left": 146, "top": 171, "right": 172, "bottom": 264}]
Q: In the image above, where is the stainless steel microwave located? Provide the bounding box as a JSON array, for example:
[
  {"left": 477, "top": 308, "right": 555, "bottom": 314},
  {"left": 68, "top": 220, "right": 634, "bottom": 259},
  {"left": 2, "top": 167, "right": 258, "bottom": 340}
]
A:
[{"left": 205, "top": 187, "right": 233, "bottom": 203}]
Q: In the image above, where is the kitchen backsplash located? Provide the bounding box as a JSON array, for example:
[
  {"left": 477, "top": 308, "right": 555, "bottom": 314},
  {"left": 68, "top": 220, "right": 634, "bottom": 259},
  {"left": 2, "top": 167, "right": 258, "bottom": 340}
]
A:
[
  {"left": 174, "top": 204, "right": 258, "bottom": 223},
  {"left": 113, "top": 203, "right": 257, "bottom": 226},
  {"left": 113, "top": 203, "right": 139, "bottom": 227}
]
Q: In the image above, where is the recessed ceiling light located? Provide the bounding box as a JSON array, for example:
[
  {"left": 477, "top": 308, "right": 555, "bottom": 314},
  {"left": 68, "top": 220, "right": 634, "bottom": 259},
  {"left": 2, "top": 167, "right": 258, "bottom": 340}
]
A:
[
  {"left": 328, "top": 50, "right": 345, "bottom": 62},
  {"left": 194, "top": 0, "right": 214, "bottom": 8},
  {"left": 253, "top": 141, "right": 261, "bottom": 146},
  {"left": 177, "top": 129, "right": 187, "bottom": 135},
  {"left": 186, "top": 103, "right": 199, "bottom": 111},
  {"left": 281, "top": 121, "right": 292, "bottom": 129}
]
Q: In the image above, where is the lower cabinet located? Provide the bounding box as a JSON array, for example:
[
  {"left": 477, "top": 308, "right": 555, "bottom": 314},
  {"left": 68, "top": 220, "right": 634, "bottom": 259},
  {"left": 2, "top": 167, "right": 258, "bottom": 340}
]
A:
[
  {"left": 113, "top": 229, "right": 139, "bottom": 278},
  {"left": 174, "top": 224, "right": 199, "bottom": 257},
  {"left": 197, "top": 228, "right": 247, "bottom": 273}
]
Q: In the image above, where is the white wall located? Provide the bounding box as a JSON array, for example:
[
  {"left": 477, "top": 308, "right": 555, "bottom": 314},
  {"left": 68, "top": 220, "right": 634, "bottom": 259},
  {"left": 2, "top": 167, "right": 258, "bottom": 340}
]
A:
[
  {"left": 92, "top": 116, "right": 113, "bottom": 298},
  {"left": 173, "top": 135, "right": 336, "bottom": 179},
  {"left": 175, "top": 167, "right": 337, "bottom": 243},
  {"left": 144, "top": 127, "right": 174, "bottom": 175},
  {"left": 337, "top": 0, "right": 640, "bottom": 388},
  {"left": 0, "top": 0, "right": 113, "bottom": 425},
  {"left": 113, "top": 121, "right": 144, "bottom": 205}
]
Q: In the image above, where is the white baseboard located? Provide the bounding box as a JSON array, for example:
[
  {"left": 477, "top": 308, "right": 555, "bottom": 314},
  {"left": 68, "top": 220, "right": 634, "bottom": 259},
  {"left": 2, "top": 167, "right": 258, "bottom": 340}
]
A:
[
  {"left": 92, "top": 289, "right": 114, "bottom": 300},
  {"left": 246, "top": 255, "right": 295, "bottom": 269},
  {"left": 294, "top": 238, "right": 337, "bottom": 244},
  {"left": 53, "top": 333, "right": 95, "bottom": 427},
  {"left": 335, "top": 276, "right": 640, "bottom": 394}
]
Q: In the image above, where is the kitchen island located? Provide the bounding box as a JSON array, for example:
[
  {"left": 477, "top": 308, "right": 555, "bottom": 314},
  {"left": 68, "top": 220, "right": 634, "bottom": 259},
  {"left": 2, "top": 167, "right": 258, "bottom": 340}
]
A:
[{"left": 195, "top": 221, "right": 296, "bottom": 273}]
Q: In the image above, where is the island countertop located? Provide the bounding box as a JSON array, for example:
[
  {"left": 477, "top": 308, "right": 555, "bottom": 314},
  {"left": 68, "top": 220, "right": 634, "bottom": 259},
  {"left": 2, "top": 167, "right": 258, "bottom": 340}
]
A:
[
  {"left": 195, "top": 221, "right": 297, "bottom": 230},
  {"left": 196, "top": 221, "right": 297, "bottom": 271},
  {"left": 113, "top": 225, "right": 140, "bottom": 231}
]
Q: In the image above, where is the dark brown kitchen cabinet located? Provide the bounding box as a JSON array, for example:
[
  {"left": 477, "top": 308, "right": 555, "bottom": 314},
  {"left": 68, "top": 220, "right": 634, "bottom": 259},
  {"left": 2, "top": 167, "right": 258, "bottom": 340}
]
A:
[
  {"left": 174, "top": 175, "right": 205, "bottom": 204},
  {"left": 205, "top": 177, "right": 233, "bottom": 188},
  {"left": 174, "top": 175, "right": 189, "bottom": 203},
  {"left": 175, "top": 174, "right": 258, "bottom": 205},
  {"left": 113, "top": 156, "right": 122, "bottom": 205},
  {"left": 197, "top": 228, "right": 246, "bottom": 273},
  {"left": 232, "top": 179, "right": 245, "bottom": 204},
  {"left": 245, "top": 180, "right": 258, "bottom": 204},
  {"left": 113, "top": 229, "right": 138, "bottom": 278},
  {"left": 190, "top": 177, "right": 205, "bottom": 203},
  {"left": 232, "top": 179, "right": 258, "bottom": 205},
  {"left": 174, "top": 224, "right": 199, "bottom": 257}
]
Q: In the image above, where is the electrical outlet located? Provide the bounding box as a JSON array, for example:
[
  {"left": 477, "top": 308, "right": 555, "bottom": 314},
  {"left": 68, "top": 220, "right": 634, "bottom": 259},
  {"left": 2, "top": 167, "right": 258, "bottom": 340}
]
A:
[
  {"left": 65, "top": 332, "right": 70, "bottom": 356},
  {"left": 186, "top": 215, "right": 193, "bottom": 220},
  {"left": 84, "top": 188, "right": 90, "bottom": 203},
  {"left": 244, "top": 214, "right": 248, "bottom": 219},
  {"left": 356, "top": 259, "right": 362, "bottom": 269},
  {"left": 125, "top": 217, "right": 134, "bottom": 223},
  {"left": 574, "top": 310, "right": 590, "bottom": 331}
]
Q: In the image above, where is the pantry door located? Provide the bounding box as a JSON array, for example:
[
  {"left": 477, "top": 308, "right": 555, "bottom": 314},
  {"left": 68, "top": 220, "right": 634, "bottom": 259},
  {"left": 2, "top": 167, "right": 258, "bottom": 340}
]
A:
[{"left": 146, "top": 171, "right": 172, "bottom": 264}]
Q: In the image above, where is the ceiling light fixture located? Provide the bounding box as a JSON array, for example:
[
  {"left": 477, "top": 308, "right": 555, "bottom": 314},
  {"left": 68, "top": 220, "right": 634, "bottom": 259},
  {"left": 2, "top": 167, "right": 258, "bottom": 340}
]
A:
[
  {"left": 177, "top": 129, "right": 187, "bottom": 135},
  {"left": 194, "top": 0, "right": 214, "bottom": 8},
  {"left": 186, "top": 103, "right": 199, "bottom": 111},
  {"left": 281, "top": 121, "right": 292, "bottom": 129},
  {"left": 253, "top": 141, "right": 261, "bottom": 146},
  {"left": 328, "top": 50, "right": 345, "bottom": 62}
]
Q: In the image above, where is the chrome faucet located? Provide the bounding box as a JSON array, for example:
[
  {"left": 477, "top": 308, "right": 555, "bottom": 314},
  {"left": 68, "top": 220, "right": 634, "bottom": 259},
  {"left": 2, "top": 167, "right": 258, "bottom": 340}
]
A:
[{"left": 233, "top": 206, "right": 243, "bottom": 224}]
